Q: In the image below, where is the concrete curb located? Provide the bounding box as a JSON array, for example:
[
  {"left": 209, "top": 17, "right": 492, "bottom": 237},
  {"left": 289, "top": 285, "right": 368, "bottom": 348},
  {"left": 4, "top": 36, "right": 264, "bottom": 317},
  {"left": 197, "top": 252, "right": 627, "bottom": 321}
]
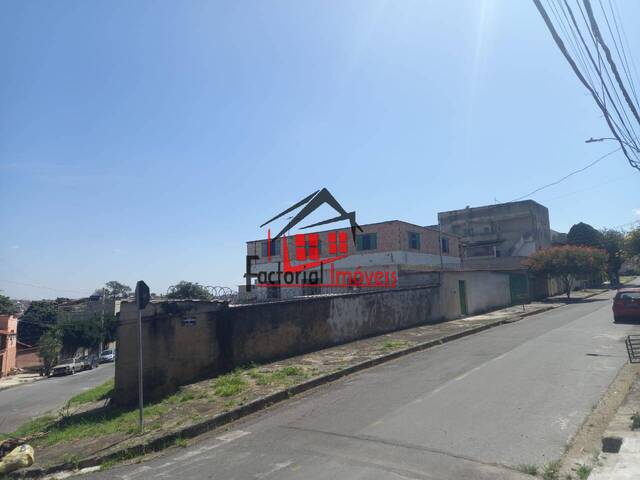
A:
[
  {"left": 0, "top": 377, "right": 44, "bottom": 393},
  {"left": 9, "top": 304, "right": 560, "bottom": 478}
]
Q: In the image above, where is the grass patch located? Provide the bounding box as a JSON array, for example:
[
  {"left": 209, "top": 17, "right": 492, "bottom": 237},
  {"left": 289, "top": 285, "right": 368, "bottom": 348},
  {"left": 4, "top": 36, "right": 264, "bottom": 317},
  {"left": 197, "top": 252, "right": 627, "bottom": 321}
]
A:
[
  {"left": 575, "top": 464, "right": 591, "bottom": 480},
  {"left": 382, "top": 340, "right": 409, "bottom": 350},
  {"left": 517, "top": 464, "right": 538, "bottom": 476},
  {"left": 10, "top": 391, "right": 188, "bottom": 447},
  {"left": 247, "top": 366, "right": 309, "bottom": 387},
  {"left": 174, "top": 437, "right": 187, "bottom": 448},
  {"left": 214, "top": 372, "right": 247, "bottom": 397},
  {"left": 543, "top": 461, "right": 561, "bottom": 480},
  {"left": 68, "top": 379, "right": 114, "bottom": 405}
]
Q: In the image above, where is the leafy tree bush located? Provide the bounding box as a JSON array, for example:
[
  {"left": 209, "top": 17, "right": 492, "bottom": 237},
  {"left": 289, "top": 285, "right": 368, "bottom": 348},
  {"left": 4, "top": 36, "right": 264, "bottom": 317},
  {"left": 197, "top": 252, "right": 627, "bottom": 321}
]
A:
[
  {"left": 567, "top": 222, "right": 603, "bottom": 248},
  {"left": 601, "top": 228, "right": 626, "bottom": 285},
  {"left": 18, "top": 300, "right": 59, "bottom": 346},
  {"left": 525, "top": 245, "right": 607, "bottom": 298},
  {"left": 626, "top": 227, "right": 640, "bottom": 258},
  {"left": 104, "top": 281, "right": 132, "bottom": 299},
  {"left": 0, "top": 294, "right": 17, "bottom": 315},
  {"left": 166, "top": 281, "right": 213, "bottom": 301},
  {"left": 38, "top": 327, "right": 62, "bottom": 376}
]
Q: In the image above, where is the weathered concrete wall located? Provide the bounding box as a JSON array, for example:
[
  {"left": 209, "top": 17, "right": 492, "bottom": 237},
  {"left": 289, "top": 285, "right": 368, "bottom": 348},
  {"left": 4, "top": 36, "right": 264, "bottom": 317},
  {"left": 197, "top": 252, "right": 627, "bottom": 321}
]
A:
[
  {"left": 115, "top": 286, "right": 441, "bottom": 405},
  {"left": 438, "top": 271, "right": 511, "bottom": 317},
  {"left": 115, "top": 301, "right": 227, "bottom": 404},
  {"left": 115, "top": 269, "right": 520, "bottom": 405}
]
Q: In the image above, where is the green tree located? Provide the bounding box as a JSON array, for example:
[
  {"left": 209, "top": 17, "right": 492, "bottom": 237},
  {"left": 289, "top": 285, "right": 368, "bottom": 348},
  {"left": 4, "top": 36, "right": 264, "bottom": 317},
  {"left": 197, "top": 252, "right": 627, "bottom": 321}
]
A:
[
  {"left": 103, "top": 281, "right": 132, "bottom": 299},
  {"left": 38, "top": 327, "right": 62, "bottom": 376},
  {"left": 601, "top": 229, "right": 626, "bottom": 285},
  {"left": 525, "top": 245, "right": 607, "bottom": 298},
  {"left": 626, "top": 227, "right": 640, "bottom": 258},
  {"left": 18, "top": 300, "right": 59, "bottom": 346},
  {"left": 166, "top": 281, "right": 213, "bottom": 301},
  {"left": 59, "top": 314, "right": 103, "bottom": 351},
  {"left": 567, "top": 222, "right": 603, "bottom": 248},
  {"left": 0, "top": 294, "right": 17, "bottom": 315}
]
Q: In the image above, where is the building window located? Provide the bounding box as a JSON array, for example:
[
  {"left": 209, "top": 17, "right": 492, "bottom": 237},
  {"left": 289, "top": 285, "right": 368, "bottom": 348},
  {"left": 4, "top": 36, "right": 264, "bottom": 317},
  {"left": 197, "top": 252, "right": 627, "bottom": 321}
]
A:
[
  {"left": 441, "top": 237, "right": 450, "bottom": 254},
  {"left": 295, "top": 233, "right": 320, "bottom": 261},
  {"left": 328, "top": 231, "right": 348, "bottom": 256},
  {"left": 356, "top": 233, "right": 377, "bottom": 251},
  {"left": 408, "top": 232, "right": 420, "bottom": 250},
  {"left": 261, "top": 239, "right": 281, "bottom": 258}
]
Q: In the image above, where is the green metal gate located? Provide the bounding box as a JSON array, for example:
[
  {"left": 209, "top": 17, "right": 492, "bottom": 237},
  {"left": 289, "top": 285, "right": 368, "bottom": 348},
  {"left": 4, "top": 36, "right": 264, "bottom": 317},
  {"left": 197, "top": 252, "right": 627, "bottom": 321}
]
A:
[
  {"left": 458, "top": 280, "right": 468, "bottom": 315},
  {"left": 509, "top": 274, "right": 529, "bottom": 305}
]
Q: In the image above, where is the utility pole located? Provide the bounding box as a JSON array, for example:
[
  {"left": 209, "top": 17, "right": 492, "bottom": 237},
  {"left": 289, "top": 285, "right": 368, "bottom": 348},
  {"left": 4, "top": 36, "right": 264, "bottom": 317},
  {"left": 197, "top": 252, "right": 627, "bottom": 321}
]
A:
[
  {"left": 100, "top": 288, "right": 106, "bottom": 355},
  {"left": 134, "top": 280, "right": 150, "bottom": 433}
]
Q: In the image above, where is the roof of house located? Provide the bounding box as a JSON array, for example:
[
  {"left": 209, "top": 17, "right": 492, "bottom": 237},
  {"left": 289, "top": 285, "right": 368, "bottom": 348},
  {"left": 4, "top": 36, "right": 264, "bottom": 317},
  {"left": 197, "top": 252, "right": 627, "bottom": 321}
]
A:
[{"left": 247, "top": 219, "right": 462, "bottom": 243}]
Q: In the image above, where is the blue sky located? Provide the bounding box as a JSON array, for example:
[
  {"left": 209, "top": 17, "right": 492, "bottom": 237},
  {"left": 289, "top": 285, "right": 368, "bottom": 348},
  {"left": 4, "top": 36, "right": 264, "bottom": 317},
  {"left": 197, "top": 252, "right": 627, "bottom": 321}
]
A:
[{"left": 1, "top": 0, "right": 639, "bottom": 299}]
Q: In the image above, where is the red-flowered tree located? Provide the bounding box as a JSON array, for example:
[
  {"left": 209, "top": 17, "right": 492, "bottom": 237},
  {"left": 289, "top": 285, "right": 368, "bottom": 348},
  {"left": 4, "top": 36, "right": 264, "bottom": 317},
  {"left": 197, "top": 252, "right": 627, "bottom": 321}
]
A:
[{"left": 525, "top": 245, "right": 607, "bottom": 298}]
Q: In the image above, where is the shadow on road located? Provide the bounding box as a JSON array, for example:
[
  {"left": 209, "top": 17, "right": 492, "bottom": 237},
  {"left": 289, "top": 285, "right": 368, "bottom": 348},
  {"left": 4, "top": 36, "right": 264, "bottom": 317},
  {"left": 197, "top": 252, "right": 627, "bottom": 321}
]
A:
[{"left": 543, "top": 297, "right": 610, "bottom": 305}]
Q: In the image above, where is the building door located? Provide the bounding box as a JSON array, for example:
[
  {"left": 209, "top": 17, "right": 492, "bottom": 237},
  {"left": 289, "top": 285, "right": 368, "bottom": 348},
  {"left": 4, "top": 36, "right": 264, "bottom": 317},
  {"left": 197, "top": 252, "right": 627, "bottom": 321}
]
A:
[
  {"left": 458, "top": 280, "right": 468, "bottom": 316},
  {"left": 509, "top": 274, "right": 529, "bottom": 305}
]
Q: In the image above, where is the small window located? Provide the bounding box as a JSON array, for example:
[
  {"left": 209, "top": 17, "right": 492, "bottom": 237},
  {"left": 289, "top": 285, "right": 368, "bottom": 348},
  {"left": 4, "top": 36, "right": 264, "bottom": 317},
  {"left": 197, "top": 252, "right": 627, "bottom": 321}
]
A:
[
  {"left": 408, "top": 232, "right": 420, "bottom": 250},
  {"left": 328, "top": 231, "right": 348, "bottom": 256},
  {"left": 261, "top": 239, "right": 281, "bottom": 258},
  {"left": 356, "top": 233, "right": 377, "bottom": 251},
  {"left": 441, "top": 237, "right": 450, "bottom": 254},
  {"left": 295, "top": 234, "right": 321, "bottom": 261}
]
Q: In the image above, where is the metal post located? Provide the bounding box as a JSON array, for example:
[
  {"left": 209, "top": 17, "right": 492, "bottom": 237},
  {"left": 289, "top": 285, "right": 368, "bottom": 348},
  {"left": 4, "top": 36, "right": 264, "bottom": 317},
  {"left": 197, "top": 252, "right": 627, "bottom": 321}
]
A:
[{"left": 137, "top": 308, "right": 144, "bottom": 432}]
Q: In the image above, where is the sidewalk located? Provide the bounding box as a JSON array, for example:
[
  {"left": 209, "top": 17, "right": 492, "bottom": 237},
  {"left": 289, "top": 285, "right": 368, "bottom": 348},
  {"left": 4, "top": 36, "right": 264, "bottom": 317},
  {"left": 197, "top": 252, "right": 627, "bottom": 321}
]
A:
[
  {"left": 0, "top": 373, "right": 42, "bottom": 393},
  {"left": 10, "top": 288, "right": 608, "bottom": 478},
  {"left": 591, "top": 370, "right": 640, "bottom": 479}
]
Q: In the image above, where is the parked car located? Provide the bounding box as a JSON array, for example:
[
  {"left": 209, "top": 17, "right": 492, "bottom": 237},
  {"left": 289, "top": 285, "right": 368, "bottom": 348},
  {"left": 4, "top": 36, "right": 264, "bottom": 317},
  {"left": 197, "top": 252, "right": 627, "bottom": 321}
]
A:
[
  {"left": 99, "top": 349, "right": 115, "bottom": 363},
  {"left": 613, "top": 288, "right": 640, "bottom": 322},
  {"left": 79, "top": 354, "right": 99, "bottom": 370},
  {"left": 50, "top": 357, "right": 82, "bottom": 376}
]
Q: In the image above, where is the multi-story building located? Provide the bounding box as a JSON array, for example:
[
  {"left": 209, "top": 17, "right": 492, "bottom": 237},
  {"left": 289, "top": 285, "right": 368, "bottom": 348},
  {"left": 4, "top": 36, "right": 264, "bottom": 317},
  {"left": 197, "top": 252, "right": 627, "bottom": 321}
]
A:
[
  {"left": 242, "top": 220, "right": 462, "bottom": 301},
  {"left": 438, "top": 200, "right": 551, "bottom": 269},
  {"left": 0, "top": 315, "right": 17, "bottom": 377}
]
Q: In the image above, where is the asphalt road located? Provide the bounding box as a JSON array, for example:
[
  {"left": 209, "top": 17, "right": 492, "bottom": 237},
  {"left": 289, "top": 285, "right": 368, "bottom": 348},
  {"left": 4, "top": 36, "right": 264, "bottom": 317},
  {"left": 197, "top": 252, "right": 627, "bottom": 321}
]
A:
[
  {"left": 0, "top": 363, "right": 114, "bottom": 433},
  {"left": 85, "top": 283, "right": 639, "bottom": 479}
]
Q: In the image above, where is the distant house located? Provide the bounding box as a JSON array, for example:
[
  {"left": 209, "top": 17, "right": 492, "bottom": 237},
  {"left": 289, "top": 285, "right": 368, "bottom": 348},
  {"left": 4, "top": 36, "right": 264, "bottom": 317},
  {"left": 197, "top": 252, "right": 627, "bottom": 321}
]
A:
[
  {"left": 242, "top": 220, "right": 462, "bottom": 301},
  {"left": 0, "top": 315, "right": 18, "bottom": 377},
  {"left": 438, "top": 200, "right": 551, "bottom": 269}
]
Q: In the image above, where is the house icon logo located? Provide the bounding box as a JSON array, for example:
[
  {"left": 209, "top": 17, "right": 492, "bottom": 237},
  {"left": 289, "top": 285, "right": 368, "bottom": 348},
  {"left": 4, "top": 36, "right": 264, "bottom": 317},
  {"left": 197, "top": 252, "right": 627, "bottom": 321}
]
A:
[{"left": 244, "top": 188, "right": 396, "bottom": 292}]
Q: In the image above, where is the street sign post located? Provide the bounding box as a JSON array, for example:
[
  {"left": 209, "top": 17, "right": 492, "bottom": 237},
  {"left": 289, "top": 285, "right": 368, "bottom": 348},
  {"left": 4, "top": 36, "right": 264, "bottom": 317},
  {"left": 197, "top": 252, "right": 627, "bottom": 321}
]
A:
[{"left": 134, "top": 280, "right": 150, "bottom": 433}]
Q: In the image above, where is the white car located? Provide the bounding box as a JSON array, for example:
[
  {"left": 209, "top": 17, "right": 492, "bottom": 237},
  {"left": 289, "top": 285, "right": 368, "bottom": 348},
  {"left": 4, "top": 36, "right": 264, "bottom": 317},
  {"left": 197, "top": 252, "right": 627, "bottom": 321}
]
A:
[
  {"left": 51, "top": 358, "right": 81, "bottom": 376},
  {"left": 99, "top": 349, "right": 115, "bottom": 363}
]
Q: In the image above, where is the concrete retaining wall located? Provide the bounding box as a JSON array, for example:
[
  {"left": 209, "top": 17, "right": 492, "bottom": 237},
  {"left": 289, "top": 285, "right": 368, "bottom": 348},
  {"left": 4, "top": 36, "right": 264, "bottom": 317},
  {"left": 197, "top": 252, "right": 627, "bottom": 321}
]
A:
[
  {"left": 115, "top": 286, "right": 442, "bottom": 405},
  {"left": 114, "top": 270, "right": 516, "bottom": 405}
]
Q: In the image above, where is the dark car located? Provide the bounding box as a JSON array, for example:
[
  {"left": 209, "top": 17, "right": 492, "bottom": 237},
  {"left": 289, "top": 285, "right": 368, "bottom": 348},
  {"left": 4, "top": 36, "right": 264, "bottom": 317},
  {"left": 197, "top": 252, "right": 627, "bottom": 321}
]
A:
[
  {"left": 80, "top": 354, "right": 99, "bottom": 370},
  {"left": 613, "top": 288, "right": 640, "bottom": 322}
]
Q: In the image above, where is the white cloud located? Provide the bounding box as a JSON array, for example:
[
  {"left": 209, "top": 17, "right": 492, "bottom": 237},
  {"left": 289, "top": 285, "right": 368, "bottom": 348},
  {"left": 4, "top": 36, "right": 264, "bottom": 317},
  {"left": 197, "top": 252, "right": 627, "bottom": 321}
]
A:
[{"left": 9, "top": 245, "right": 19, "bottom": 250}]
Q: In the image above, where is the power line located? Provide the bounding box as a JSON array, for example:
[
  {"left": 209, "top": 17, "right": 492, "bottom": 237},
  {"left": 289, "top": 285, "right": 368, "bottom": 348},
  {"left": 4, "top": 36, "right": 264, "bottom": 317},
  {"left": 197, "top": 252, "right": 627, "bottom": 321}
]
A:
[
  {"left": 0, "top": 279, "right": 88, "bottom": 295},
  {"left": 532, "top": 0, "right": 640, "bottom": 171},
  {"left": 511, "top": 148, "right": 619, "bottom": 201}
]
